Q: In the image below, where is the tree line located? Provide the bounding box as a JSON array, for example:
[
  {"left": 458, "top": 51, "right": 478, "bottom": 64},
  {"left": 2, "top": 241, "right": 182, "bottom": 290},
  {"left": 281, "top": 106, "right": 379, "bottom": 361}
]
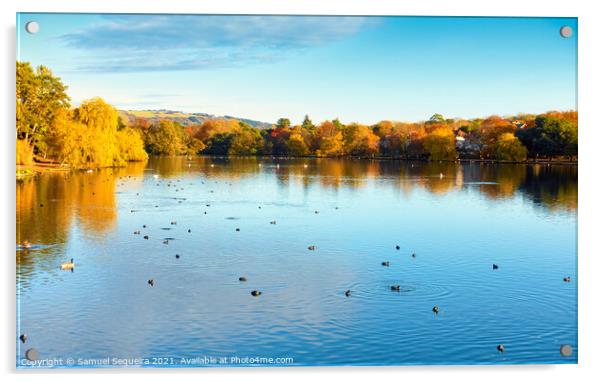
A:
[
  {"left": 17, "top": 61, "right": 577, "bottom": 170},
  {"left": 137, "top": 111, "right": 577, "bottom": 162}
]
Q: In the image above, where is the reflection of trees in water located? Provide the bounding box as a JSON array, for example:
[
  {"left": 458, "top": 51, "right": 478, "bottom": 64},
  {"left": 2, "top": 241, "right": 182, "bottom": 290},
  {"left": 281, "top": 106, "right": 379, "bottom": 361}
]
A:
[
  {"left": 17, "top": 175, "right": 73, "bottom": 283},
  {"left": 16, "top": 158, "right": 576, "bottom": 255},
  {"left": 146, "top": 156, "right": 577, "bottom": 211},
  {"left": 16, "top": 157, "right": 576, "bottom": 286},
  {"left": 477, "top": 164, "right": 527, "bottom": 200},
  {"left": 518, "top": 165, "right": 578, "bottom": 211},
  {"left": 16, "top": 162, "right": 147, "bottom": 278}
]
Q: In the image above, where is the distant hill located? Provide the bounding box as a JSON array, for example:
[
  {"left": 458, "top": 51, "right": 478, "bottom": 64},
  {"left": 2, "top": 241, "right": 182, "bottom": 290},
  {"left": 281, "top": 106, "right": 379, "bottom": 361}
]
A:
[{"left": 118, "top": 109, "right": 272, "bottom": 129}]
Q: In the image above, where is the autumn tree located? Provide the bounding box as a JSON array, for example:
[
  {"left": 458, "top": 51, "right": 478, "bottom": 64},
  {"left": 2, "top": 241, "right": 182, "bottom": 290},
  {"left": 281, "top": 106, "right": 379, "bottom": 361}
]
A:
[
  {"left": 145, "top": 120, "right": 185, "bottom": 155},
  {"left": 315, "top": 120, "right": 344, "bottom": 157},
  {"left": 116, "top": 128, "right": 148, "bottom": 161},
  {"left": 287, "top": 129, "right": 310, "bottom": 156},
  {"left": 229, "top": 123, "right": 264, "bottom": 155},
  {"left": 494, "top": 133, "right": 527, "bottom": 162},
  {"left": 16, "top": 62, "right": 70, "bottom": 154},
  {"left": 46, "top": 98, "right": 145, "bottom": 168},
  {"left": 343, "top": 123, "right": 380, "bottom": 156},
  {"left": 423, "top": 128, "right": 457, "bottom": 160},
  {"left": 479, "top": 116, "right": 516, "bottom": 158}
]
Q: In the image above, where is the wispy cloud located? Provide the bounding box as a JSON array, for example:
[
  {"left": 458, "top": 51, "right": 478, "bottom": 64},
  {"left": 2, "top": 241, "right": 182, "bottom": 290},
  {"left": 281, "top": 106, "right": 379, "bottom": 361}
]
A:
[{"left": 61, "top": 15, "right": 377, "bottom": 72}]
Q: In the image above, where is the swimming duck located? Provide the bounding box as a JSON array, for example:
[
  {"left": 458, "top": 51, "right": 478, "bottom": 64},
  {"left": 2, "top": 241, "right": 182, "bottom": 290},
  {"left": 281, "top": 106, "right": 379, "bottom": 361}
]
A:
[
  {"left": 133, "top": 230, "right": 140, "bottom": 235},
  {"left": 175, "top": 254, "right": 180, "bottom": 259},
  {"left": 493, "top": 264, "right": 499, "bottom": 270},
  {"left": 344, "top": 290, "right": 351, "bottom": 297},
  {"left": 239, "top": 277, "right": 247, "bottom": 282},
  {"left": 142, "top": 225, "right": 147, "bottom": 228},
  {"left": 148, "top": 279, "right": 155, "bottom": 287},
  {"left": 251, "top": 290, "right": 262, "bottom": 297},
  {"left": 143, "top": 235, "right": 149, "bottom": 240},
  {"left": 188, "top": 229, "right": 191, "bottom": 233},
  {"left": 432, "top": 305, "right": 440, "bottom": 314},
  {"left": 270, "top": 221, "right": 276, "bottom": 225},
  {"left": 170, "top": 221, "right": 177, "bottom": 225},
  {"left": 308, "top": 245, "right": 316, "bottom": 251},
  {"left": 235, "top": 228, "right": 240, "bottom": 232},
  {"left": 382, "top": 261, "right": 390, "bottom": 267},
  {"left": 314, "top": 210, "right": 319, "bottom": 214},
  {"left": 563, "top": 277, "right": 571, "bottom": 282},
  {"left": 497, "top": 344, "right": 505, "bottom": 352},
  {"left": 59, "top": 258, "right": 75, "bottom": 271},
  {"left": 391, "top": 285, "right": 401, "bottom": 291},
  {"left": 163, "top": 239, "right": 169, "bottom": 244},
  {"left": 411, "top": 253, "right": 416, "bottom": 258},
  {"left": 19, "top": 334, "right": 27, "bottom": 343},
  {"left": 395, "top": 245, "right": 400, "bottom": 250}
]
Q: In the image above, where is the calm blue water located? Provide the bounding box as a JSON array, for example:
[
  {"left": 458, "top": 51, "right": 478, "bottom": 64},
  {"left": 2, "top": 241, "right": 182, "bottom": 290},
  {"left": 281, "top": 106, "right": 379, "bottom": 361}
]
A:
[{"left": 16, "top": 157, "right": 577, "bottom": 367}]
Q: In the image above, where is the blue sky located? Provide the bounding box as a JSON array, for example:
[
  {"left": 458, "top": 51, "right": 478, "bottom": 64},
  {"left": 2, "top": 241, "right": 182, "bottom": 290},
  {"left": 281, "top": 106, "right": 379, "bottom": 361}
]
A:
[{"left": 17, "top": 14, "right": 577, "bottom": 124}]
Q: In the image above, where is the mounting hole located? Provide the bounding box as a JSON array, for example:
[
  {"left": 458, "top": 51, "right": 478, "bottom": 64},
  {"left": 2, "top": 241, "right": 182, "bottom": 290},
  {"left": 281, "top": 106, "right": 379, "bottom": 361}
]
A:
[
  {"left": 559, "top": 26, "right": 573, "bottom": 38},
  {"left": 25, "top": 348, "right": 39, "bottom": 361},
  {"left": 25, "top": 21, "right": 39, "bottom": 34},
  {"left": 560, "top": 344, "right": 573, "bottom": 357}
]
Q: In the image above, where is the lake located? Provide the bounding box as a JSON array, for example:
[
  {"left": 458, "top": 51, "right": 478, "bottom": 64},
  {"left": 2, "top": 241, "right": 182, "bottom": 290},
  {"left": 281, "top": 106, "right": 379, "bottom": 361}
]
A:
[{"left": 16, "top": 157, "right": 578, "bottom": 367}]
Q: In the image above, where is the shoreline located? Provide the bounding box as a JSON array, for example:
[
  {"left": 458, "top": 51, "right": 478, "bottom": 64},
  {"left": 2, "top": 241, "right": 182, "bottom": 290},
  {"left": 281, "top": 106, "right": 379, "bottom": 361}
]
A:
[
  {"left": 16, "top": 155, "right": 578, "bottom": 178},
  {"left": 16, "top": 162, "right": 71, "bottom": 179}
]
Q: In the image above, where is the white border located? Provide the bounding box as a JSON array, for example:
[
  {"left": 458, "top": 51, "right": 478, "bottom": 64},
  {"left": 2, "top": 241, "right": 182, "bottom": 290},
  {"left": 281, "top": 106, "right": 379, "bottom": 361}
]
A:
[{"left": 2, "top": 1, "right": 601, "bottom": 381}]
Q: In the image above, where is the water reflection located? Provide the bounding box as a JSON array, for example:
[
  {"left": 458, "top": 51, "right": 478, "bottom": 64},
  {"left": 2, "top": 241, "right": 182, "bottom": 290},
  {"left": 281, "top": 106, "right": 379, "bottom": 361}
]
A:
[
  {"left": 15, "top": 157, "right": 577, "bottom": 366},
  {"left": 16, "top": 159, "right": 577, "bottom": 253},
  {"left": 144, "top": 157, "right": 577, "bottom": 211}
]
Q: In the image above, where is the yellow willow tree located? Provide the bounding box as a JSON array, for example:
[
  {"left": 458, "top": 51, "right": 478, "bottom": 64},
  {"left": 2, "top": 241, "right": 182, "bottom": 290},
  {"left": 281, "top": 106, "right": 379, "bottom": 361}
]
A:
[
  {"left": 48, "top": 107, "right": 89, "bottom": 166},
  {"left": 73, "top": 97, "right": 122, "bottom": 167},
  {"left": 49, "top": 98, "right": 146, "bottom": 168}
]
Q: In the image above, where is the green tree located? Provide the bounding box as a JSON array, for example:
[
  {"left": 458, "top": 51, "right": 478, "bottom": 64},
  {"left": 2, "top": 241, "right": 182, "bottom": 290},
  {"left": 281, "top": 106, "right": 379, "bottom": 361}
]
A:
[
  {"left": 428, "top": 113, "right": 445, "bottom": 124},
  {"left": 276, "top": 118, "right": 291, "bottom": 129},
  {"left": 301, "top": 115, "right": 315, "bottom": 133},
  {"left": 517, "top": 115, "right": 578, "bottom": 158}
]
